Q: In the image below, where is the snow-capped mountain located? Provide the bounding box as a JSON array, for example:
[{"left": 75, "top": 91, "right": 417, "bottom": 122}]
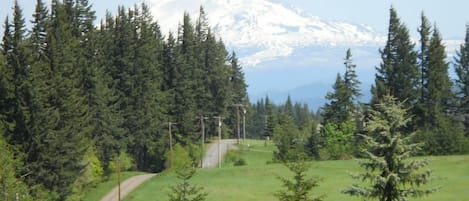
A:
[
  {"left": 148, "top": 0, "right": 463, "bottom": 109},
  {"left": 148, "top": 0, "right": 385, "bottom": 67}
]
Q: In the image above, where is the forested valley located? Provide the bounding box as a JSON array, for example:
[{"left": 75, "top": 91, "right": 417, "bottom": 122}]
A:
[{"left": 1, "top": 1, "right": 469, "bottom": 200}]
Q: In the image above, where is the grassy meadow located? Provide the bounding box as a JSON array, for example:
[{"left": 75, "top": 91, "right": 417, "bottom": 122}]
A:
[{"left": 120, "top": 140, "right": 469, "bottom": 201}]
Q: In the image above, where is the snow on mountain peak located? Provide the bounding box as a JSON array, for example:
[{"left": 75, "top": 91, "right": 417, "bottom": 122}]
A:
[{"left": 148, "top": 0, "right": 386, "bottom": 67}]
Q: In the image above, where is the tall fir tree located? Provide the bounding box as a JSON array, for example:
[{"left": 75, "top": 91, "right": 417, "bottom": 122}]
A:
[
  {"left": 27, "top": 1, "right": 91, "bottom": 199},
  {"left": 454, "top": 25, "right": 469, "bottom": 136},
  {"left": 371, "top": 7, "right": 419, "bottom": 109},
  {"left": 322, "top": 49, "right": 361, "bottom": 126},
  {"left": 322, "top": 74, "right": 348, "bottom": 125},
  {"left": 1, "top": 0, "right": 33, "bottom": 156},
  {"left": 343, "top": 48, "right": 362, "bottom": 102},
  {"left": 414, "top": 12, "right": 432, "bottom": 129},
  {"left": 417, "top": 25, "right": 467, "bottom": 154},
  {"left": 264, "top": 96, "right": 276, "bottom": 140},
  {"left": 229, "top": 51, "right": 248, "bottom": 104},
  {"left": 127, "top": 3, "right": 167, "bottom": 171}
]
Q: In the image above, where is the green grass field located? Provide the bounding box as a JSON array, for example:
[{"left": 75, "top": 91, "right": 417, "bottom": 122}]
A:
[{"left": 120, "top": 140, "right": 469, "bottom": 201}]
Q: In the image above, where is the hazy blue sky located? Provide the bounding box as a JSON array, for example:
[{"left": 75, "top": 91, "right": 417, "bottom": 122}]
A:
[{"left": 283, "top": 0, "right": 469, "bottom": 38}]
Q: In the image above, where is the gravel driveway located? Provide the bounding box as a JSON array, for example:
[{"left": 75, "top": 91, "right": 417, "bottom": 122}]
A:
[
  {"left": 202, "top": 139, "right": 238, "bottom": 168},
  {"left": 100, "top": 174, "right": 156, "bottom": 201}
]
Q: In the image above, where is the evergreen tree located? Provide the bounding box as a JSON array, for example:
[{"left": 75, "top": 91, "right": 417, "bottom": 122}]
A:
[
  {"left": 454, "top": 25, "right": 469, "bottom": 136},
  {"left": 322, "top": 74, "right": 348, "bottom": 125},
  {"left": 343, "top": 48, "right": 361, "bottom": 102},
  {"left": 173, "top": 13, "right": 198, "bottom": 140},
  {"left": 293, "top": 103, "right": 312, "bottom": 129},
  {"left": 0, "top": 134, "right": 33, "bottom": 201},
  {"left": 30, "top": 0, "right": 48, "bottom": 59},
  {"left": 283, "top": 95, "right": 295, "bottom": 118},
  {"left": 229, "top": 51, "right": 248, "bottom": 104},
  {"left": 343, "top": 95, "right": 436, "bottom": 201},
  {"left": 0, "top": 18, "right": 15, "bottom": 143},
  {"left": 413, "top": 12, "right": 432, "bottom": 129},
  {"left": 275, "top": 161, "right": 323, "bottom": 201},
  {"left": 2, "top": 0, "right": 33, "bottom": 156},
  {"left": 306, "top": 121, "right": 321, "bottom": 160},
  {"left": 87, "top": 9, "right": 126, "bottom": 174},
  {"left": 417, "top": 25, "right": 467, "bottom": 154},
  {"left": 263, "top": 97, "right": 276, "bottom": 140},
  {"left": 372, "top": 7, "right": 419, "bottom": 109},
  {"left": 418, "top": 12, "right": 431, "bottom": 103},
  {"left": 273, "top": 113, "right": 305, "bottom": 162},
  {"left": 425, "top": 26, "right": 454, "bottom": 121},
  {"left": 127, "top": 3, "right": 167, "bottom": 171},
  {"left": 322, "top": 49, "right": 361, "bottom": 126},
  {"left": 168, "top": 167, "right": 208, "bottom": 201},
  {"left": 27, "top": 1, "right": 90, "bottom": 199}
]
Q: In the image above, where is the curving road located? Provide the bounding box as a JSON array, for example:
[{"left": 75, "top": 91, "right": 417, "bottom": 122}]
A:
[
  {"left": 100, "top": 173, "right": 156, "bottom": 201},
  {"left": 100, "top": 139, "right": 237, "bottom": 200},
  {"left": 202, "top": 139, "right": 238, "bottom": 168}
]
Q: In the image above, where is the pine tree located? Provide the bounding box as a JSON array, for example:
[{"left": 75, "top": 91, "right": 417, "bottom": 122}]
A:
[
  {"left": 264, "top": 97, "right": 276, "bottom": 140},
  {"left": 343, "top": 95, "right": 436, "bottom": 201},
  {"left": 0, "top": 134, "right": 33, "bottom": 201},
  {"left": 173, "top": 13, "right": 198, "bottom": 140},
  {"left": 418, "top": 13, "right": 431, "bottom": 103},
  {"left": 413, "top": 12, "right": 432, "bottom": 129},
  {"left": 343, "top": 48, "right": 361, "bottom": 102},
  {"left": 0, "top": 18, "right": 16, "bottom": 142},
  {"left": 322, "top": 49, "right": 361, "bottom": 126},
  {"left": 126, "top": 3, "right": 167, "bottom": 171},
  {"left": 30, "top": 0, "right": 48, "bottom": 59},
  {"left": 372, "top": 7, "right": 419, "bottom": 109},
  {"left": 275, "top": 161, "right": 323, "bottom": 201},
  {"left": 28, "top": 1, "right": 90, "bottom": 198},
  {"left": 322, "top": 74, "right": 348, "bottom": 125},
  {"left": 273, "top": 113, "right": 305, "bottom": 162},
  {"left": 168, "top": 167, "right": 208, "bottom": 201},
  {"left": 454, "top": 25, "right": 469, "bottom": 136},
  {"left": 417, "top": 25, "right": 467, "bottom": 154},
  {"left": 229, "top": 51, "right": 248, "bottom": 104},
  {"left": 1, "top": 0, "right": 33, "bottom": 156},
  {"left": 425, "top": 26, "right": 453, "bottom": 122}
]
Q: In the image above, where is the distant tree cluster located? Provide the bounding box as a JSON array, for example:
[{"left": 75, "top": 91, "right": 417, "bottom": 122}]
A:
[
  {"left": 0, "top": 1, "right": 247, "bottom": 200},
  {"left": 246, "top": 96, "right": 317, "bottom": 162}
]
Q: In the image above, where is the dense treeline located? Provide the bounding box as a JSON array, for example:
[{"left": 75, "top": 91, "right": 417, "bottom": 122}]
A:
[
  {"left": 0, "top": 1, "right": 247, "bottom": 200},
  {"left": 265, "top": 7, "right": 469, "bottom": 162}
]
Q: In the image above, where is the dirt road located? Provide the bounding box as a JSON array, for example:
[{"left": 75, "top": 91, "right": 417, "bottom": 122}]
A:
[
  {"left": 100, "top": 139, "right": 236, "bottom": 200},
  {"left": 202, "top": 139, "right": 238, "bottom": 168},
  {"left": 100, "top": 173, "right": 156, "bottom": 201}
]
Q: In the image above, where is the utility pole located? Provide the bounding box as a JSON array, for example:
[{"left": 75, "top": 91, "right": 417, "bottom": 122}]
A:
[
  {"left": 117, "top": 157, "right": 121, "bottom": 201},
  {"left": 232, "top": 104, "right": 244, "bottom": 144},
  {"left": 213, "top": 116, "right": 224, "bottom": 168},
  {"left": 243, "top": 107, "right": 247, "bottom": 142},
  {"left": 199, "top": 116, "right": 209, "bottom": 168},
  {"left": 167, "top": 122, "right": 176, "bottom": 168}
]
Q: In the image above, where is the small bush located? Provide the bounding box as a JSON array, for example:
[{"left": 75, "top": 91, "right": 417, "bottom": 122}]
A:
[
  {"left": 234, "top": 158, "right": 247, "bottom": 166},
  {"left": 225, "top": 150, "right": 247, "bottom": 166}
]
